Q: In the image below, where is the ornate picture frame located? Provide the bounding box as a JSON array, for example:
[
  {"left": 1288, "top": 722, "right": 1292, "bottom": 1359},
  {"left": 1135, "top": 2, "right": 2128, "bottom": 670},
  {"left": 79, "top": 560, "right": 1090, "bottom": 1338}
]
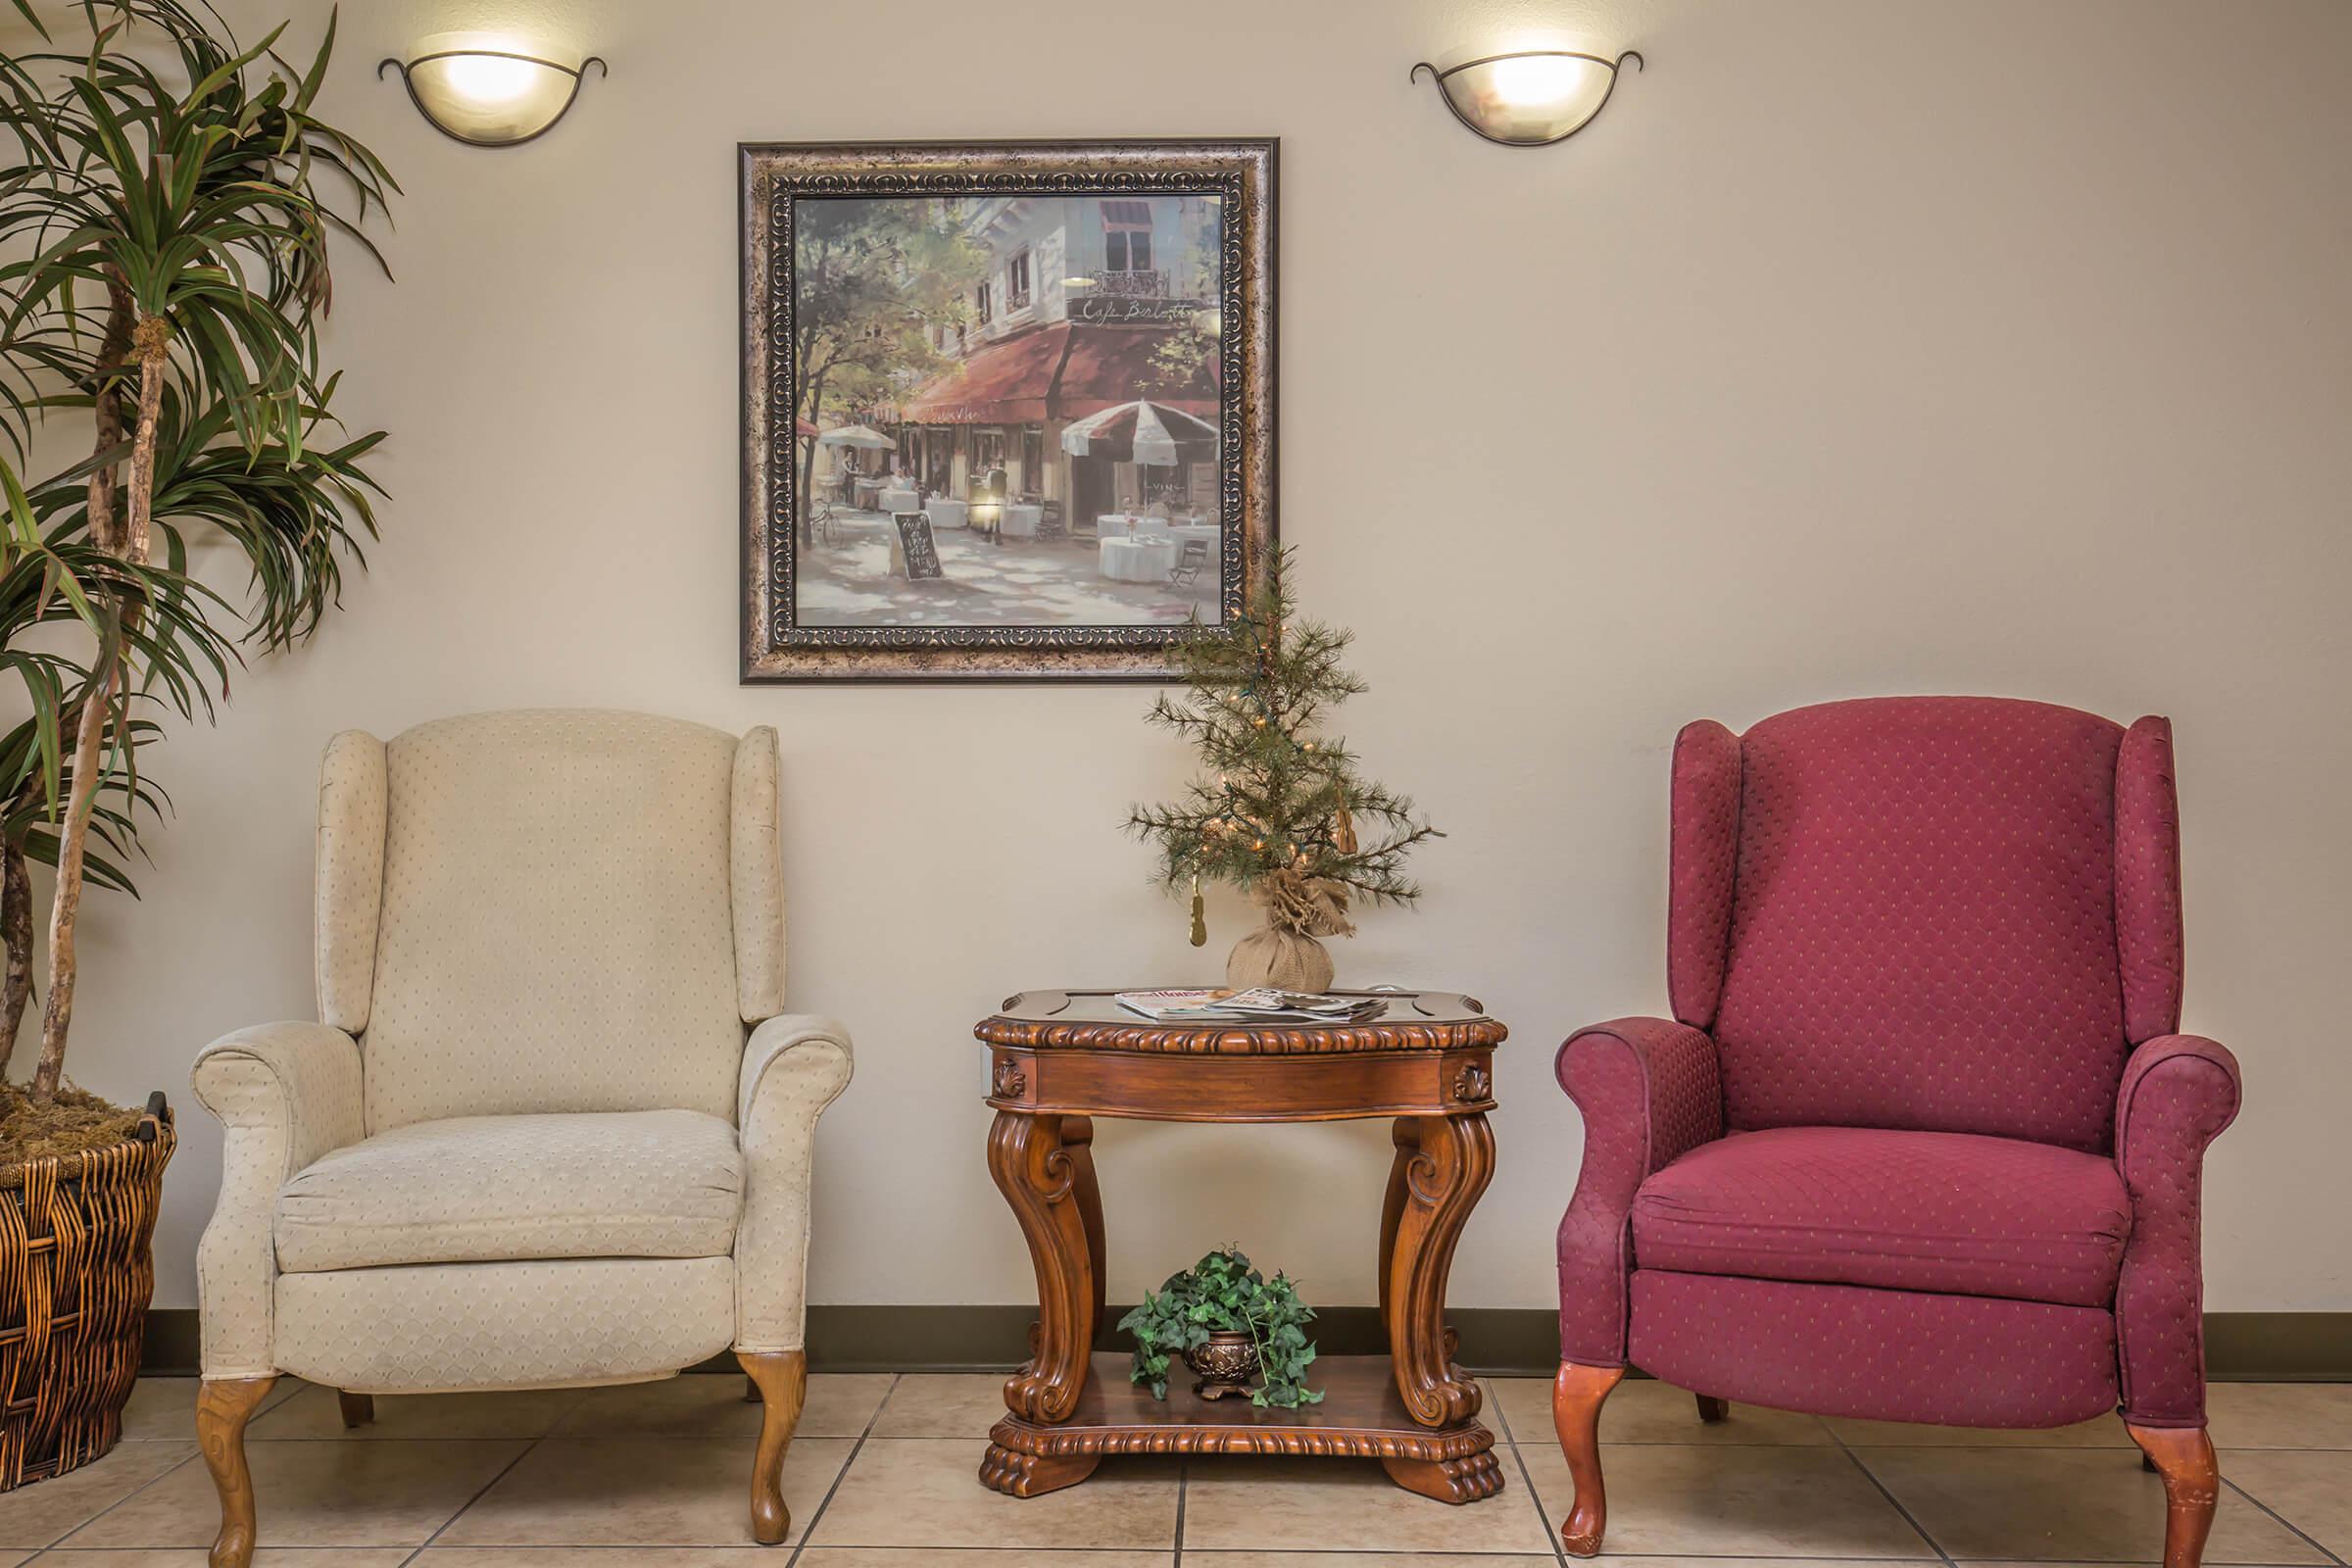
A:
[{"left": 739, "top": 139, "right": 1276, "bottom": 682}]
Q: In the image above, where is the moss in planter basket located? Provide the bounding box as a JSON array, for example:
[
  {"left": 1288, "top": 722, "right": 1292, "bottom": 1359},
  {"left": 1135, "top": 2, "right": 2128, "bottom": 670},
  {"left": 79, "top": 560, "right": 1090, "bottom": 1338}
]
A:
[
  {"left": 0, "top": 1081, "right": 141, "bottom": 1182},
  {"left": 1118, "top": 1247, "right": 1322, "bottom": 1407}
]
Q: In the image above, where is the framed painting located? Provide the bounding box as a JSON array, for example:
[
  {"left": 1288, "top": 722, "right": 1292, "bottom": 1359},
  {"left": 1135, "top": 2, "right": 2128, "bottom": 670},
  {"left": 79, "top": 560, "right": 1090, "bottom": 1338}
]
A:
[{"left": 739, "top": 138, "right": 1276, "bottom": 681}]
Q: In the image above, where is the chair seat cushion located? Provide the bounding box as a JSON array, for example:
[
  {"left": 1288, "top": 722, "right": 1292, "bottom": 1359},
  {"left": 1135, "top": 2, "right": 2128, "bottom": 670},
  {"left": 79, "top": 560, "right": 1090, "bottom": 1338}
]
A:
[
  {"left": 275, "top": 1110, "right": 743, "bottom": 1273},
  {"left": 1631, "top": 1125, "right": 2131, "bottom": 1307}
]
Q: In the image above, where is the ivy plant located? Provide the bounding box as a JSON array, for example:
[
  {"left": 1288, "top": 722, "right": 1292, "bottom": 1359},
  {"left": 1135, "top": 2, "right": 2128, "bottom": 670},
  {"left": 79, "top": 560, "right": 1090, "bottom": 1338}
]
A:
[{"left": 1117, "top": 1247, "right": 1323, "bottom": 1408}]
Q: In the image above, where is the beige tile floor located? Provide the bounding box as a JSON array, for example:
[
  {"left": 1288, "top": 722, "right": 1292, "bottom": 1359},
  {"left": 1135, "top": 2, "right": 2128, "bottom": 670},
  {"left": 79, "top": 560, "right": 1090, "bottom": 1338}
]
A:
[{"left": 0, "top": 1373, "right": 2343, "bottom": 1565}]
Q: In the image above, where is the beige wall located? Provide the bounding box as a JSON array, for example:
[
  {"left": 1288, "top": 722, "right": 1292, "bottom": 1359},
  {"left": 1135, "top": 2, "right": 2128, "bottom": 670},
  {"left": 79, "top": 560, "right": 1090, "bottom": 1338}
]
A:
[{"left": 37, "top": 0, "right": 2352, "bottom": 1315}]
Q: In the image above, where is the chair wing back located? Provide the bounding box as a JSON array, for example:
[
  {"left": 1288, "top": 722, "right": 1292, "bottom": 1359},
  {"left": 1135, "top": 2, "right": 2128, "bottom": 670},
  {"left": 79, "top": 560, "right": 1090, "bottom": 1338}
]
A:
[
  {"left": 1672, "top": 696, "right": 2181, "bottom": 1153},
  {"left": 316, "top": 710, "right": 778, "bottom": 1133}
]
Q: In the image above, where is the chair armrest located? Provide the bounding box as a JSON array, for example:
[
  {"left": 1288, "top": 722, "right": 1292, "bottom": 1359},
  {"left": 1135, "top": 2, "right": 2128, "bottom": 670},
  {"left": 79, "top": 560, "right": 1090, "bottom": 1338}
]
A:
[
  {"left": 189, "top": 1021, "right": 366, "bottom": 1379},
  {"left": 734, "top": 1013, "right": 855, "bottom": 1354},
  {"left": 1554, "top": 1016, "right": 1723, "bottom": 1367},
  {"left": 2114, "top": 1033, "right": 2242, "bottom": 1427}
]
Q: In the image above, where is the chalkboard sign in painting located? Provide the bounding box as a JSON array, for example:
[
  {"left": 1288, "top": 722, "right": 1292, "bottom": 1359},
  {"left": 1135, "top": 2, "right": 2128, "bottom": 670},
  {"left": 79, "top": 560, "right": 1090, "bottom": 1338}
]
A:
[
  {"left": 893, "top": 513, "right": 943, "bottom": 580},
  {"left": 740, "top": 138, "right": 1276, "bottom": 682}
]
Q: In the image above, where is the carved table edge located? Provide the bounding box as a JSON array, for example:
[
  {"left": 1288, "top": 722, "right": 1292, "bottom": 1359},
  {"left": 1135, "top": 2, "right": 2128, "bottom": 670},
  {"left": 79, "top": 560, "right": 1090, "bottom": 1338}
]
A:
[
  {"left": 974, "top": 1020, "right": 1509, "bottom": 1053},
  {"left": 982, "top": 1096, "right": 1499, "bottom": 1118},
  {"left": 987, "top": 1413, "right": 1495, "bottom": 1461}
]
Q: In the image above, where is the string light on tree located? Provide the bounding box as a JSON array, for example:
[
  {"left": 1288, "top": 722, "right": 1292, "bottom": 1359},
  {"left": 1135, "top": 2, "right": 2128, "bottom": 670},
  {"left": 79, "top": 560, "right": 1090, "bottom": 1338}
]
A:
[{"left": 1127, "top": 548, "right": 1441, "bottom": 991}]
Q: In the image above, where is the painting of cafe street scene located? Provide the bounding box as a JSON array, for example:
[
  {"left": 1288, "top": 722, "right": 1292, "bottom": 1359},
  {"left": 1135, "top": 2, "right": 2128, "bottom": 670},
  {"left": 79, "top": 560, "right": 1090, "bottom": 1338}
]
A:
[{"left": 740, "top": 141, "right": 1276, "bottom": 681}]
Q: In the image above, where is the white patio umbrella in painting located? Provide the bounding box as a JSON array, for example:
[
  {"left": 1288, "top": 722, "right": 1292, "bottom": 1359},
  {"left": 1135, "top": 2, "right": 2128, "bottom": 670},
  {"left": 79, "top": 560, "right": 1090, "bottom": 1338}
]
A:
[
  {"left": 1058, "top": 400, "right": 1218, "bottom": 466},
  {"left": 816, "top": 423, "right": 897, "bottom": 450}
]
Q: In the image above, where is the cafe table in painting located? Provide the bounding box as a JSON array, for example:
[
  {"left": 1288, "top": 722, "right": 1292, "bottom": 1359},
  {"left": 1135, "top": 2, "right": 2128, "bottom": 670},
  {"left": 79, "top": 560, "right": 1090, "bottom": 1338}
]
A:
[
  {"left": 974, "top": 989, "right": 1507, "bottom": 1503},
  {"left": 1099, "top": 535, "right": 1178, "bottom": 583}
]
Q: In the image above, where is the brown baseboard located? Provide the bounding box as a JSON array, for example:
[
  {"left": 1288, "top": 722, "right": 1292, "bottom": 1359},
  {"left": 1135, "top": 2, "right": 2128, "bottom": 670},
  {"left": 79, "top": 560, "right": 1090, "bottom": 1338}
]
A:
[{"left": 138, "top": 1306, "right": 2351, "bottom": 1380}]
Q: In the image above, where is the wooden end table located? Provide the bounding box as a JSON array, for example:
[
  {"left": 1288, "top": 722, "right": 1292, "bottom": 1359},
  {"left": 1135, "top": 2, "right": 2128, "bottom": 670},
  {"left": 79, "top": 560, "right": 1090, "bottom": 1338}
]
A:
[{"left": 975, "top": 989, "right": 1507, "bottom": 1503}]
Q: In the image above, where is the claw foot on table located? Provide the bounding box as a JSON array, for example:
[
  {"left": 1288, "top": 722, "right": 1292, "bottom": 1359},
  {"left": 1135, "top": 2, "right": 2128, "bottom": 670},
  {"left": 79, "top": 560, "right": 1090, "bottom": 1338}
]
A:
[
  {"left": 1383, "top": 1446, "right": 1507, "bottom": 1503},
  {"left": 979, "top": 1440, "right": 1100, "bottom": 1497}
]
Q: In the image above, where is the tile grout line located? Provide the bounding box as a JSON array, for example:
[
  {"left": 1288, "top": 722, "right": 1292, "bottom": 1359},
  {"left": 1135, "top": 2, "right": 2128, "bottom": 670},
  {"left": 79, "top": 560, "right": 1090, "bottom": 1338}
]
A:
[
  {"left": 1171, "top": 1449, "right": 1188, "bottom": 1566},
  {"left": 1825, "top": 1423, "right": 1958, "bottom": 1567},
  {"left": 1488, "top": 1382, "right": 1576, "bottom": 1567},
  {"left": 784, "top": 1367, "right": 899, "bottom": 1565},
  {"left": 390, "top": 1393, "right": 574, "bottom": 1568},
  {"left": 2223, "top": 1472, "right": 2351, "bottom": 1568},
  {"left": 22, "top": 1376, "right": 303, "bottom": 1553},
  {"left": 29, "top": 1441, "right": 206, "bottom": 1554}
]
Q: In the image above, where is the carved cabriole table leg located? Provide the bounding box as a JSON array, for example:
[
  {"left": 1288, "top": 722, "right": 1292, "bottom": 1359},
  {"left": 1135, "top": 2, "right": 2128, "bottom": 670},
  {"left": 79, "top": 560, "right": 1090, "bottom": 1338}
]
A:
[
  {"left": 1062, "top": 1115, "right": 1108, "bottom": 1334},
  {"left": 989, "top": 1109, "right": 1097, "bottom": 1423},
  {"left": 1386, "top": 1111, "right": 1494, "bottom": 1428},
  {"left": 198, "top": 1376, "right": 277, "bottom": 1568}
]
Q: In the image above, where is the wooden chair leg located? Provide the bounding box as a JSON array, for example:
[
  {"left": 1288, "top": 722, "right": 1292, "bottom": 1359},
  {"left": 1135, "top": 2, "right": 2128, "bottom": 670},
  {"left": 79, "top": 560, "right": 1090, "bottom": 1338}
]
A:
[
  {"left": 2127, "top": 1422, "right": 2220, "bottom": 1568},
  {"left": 1553, "top": 1361, "right": 1625, "bottom": 1557},
  {"left": 1695, "top": 1394, "right": 1729, "bottom": 1424},
  {"left": 741, "top": 1350, "right": 808, "bottom": 1546},
  {"left": 197, "top": 1376, "right": 277, "bottom": 1568},
  {"left": 337, "top": 1390, "right": 374, "bottom": 1430}
]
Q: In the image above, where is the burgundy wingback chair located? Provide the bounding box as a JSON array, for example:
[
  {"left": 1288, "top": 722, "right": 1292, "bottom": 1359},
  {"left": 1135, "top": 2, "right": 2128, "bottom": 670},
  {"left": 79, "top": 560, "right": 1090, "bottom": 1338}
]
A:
[{"left": 1553, "top": 698, "right": 2241, "bottom": 1565}]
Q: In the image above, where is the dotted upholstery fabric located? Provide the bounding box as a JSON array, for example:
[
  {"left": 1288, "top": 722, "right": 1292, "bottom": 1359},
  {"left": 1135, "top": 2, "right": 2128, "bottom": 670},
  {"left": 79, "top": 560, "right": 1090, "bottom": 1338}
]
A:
[
  {"left": 735, "top": 1017, "right": 855, "bottom": 1352},
  {"left": 2115, "top": 717, "right": 2186, "bottom": 1044},
  {"left": 363, "top": 710, "right": 745, "bottom": 1132},
  {"left": 274, "top": 1109, "right": 744, "bottom": 1274},
  {"left": 1554, "top": 1017, "right": 1722, "bottom": 1366},
  {"left": 2115, "top": 1034, "right": 2241, "bottom": 1425},
  {"left": 314, "top": 732, "right": 387, "bottom": 1034},
  {"left": 1667, "top": 720, "right": 1740, "bottom": 1029},
  {"left": 190, "top": 1022, "right": 368, "bottom": 1380},
  {"left": 1712, "top": 697, "right": 2129, "bottom": 1153},
  {"left": 731, "top": 728, "right": 787, "bottom": 1022},
  {"left": 1558, "top": 696, "right": 2238, "bottom": 1433},
  {"left": 1631, "top": 1126, "right": 2130, "bottom": 1308},
  {"left": 193, "top": 709, "right": 855, "bottom": 1385},
  {"left": 1631, "top": 1268, "right": 2120, "bottom": 1428},
  {"left": 272, "top": 1256, "right": 737, "bottom": 1395}
]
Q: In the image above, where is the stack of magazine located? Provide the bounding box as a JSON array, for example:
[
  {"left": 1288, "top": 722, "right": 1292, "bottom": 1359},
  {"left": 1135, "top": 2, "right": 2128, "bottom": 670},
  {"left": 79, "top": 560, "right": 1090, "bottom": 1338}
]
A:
[{"left": 1113, "top": 988, "right": 1390, "bottom": 1024}]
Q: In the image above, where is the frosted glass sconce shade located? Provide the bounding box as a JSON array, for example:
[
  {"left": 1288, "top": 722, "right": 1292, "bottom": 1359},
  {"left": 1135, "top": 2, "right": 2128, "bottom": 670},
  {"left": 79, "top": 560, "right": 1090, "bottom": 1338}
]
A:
[
  {"left": 379, "top": 49, "right": 607, "bottom": 147},
  {"left": 1410, "top": 49, "right": 1642, "bottom": 147}
]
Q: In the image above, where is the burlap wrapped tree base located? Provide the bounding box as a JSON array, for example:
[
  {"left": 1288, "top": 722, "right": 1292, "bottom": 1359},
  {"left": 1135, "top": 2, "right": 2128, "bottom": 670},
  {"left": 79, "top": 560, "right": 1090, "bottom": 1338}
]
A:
[
  {"left": 1227, "top": 925, "right": 1336, "bottom": 991},
  {"left": 0, "top": 1096, "right": 172, "bottom": 1490},
  {"left": 1225, "top": 871, "right": 1352, "bottom": 992}
]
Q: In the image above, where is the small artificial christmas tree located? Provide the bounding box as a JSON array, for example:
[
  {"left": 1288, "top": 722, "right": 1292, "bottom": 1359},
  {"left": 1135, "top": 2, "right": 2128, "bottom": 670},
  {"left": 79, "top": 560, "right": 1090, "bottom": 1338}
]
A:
[{"left": 1128, "top": 549, "right": 1440, "bottom": 990}]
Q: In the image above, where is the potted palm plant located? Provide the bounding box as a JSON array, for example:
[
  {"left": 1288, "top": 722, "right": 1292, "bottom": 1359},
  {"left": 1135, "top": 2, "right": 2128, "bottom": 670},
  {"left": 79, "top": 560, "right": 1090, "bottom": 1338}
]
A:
[{"left": 0, "top": 0, "right": 393, "bottom": 1487}]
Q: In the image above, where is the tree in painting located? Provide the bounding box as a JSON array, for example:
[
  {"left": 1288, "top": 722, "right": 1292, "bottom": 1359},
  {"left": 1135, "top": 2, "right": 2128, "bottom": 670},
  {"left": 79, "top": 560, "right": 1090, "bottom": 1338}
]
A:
[{"left": 791, "top": 202, "right": 984, "bottom": 546}]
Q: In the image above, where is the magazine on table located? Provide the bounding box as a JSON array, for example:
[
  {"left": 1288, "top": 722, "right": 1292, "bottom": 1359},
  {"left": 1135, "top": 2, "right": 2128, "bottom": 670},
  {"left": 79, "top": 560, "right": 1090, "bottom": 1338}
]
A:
[{"left": 1113, "top": 988, "right": 1390, "bottom": 1023}]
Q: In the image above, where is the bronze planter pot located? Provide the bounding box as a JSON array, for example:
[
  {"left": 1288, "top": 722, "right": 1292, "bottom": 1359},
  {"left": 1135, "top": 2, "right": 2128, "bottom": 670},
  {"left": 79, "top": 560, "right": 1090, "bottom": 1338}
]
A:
[
  {"left": 1183, "top": 1331, "right": 1261, "bottom": 1400},
  {"left": 0, "top": 1093, "right": 172, "bottom": 1489}
]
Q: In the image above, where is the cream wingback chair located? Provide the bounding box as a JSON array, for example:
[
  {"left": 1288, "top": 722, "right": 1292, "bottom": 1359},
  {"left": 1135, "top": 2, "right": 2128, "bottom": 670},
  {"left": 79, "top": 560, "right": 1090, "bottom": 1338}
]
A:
[{"left": 189, "top": 710, "right": 852, "bottom": 1568}]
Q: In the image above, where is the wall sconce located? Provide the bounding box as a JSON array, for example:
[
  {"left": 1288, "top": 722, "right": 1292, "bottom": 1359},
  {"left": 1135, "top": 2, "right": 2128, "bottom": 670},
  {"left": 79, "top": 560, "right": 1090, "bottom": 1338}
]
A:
[
  {"left": 1410, "top": 49, "right": 1642, "bottom": 147},
  {"left": 379, "top": 43, "right": 607, "bottom": 147}
]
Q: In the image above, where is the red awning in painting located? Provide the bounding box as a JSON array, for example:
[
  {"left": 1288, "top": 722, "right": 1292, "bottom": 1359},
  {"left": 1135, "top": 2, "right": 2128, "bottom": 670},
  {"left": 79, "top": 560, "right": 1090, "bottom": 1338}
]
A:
[
  {"left": 901, "top": 326, "right": 1073, "bottom": 424},
  {"left": 901, "top": 323, "right": 1217, "bottom": 425},
  {"left": 1057, "top": 328, "right": 1215, "bottom": 419}
]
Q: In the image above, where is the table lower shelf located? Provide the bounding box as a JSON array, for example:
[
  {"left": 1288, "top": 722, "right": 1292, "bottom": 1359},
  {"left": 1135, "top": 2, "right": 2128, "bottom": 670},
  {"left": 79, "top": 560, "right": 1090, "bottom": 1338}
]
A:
[{"left": 982, "top": 1352, "right": 1501, "bottom": 1503}]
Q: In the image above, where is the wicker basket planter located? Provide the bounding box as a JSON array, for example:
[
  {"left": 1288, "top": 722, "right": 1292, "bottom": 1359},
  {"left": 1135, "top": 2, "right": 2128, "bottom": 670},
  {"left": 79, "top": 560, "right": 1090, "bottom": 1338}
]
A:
[{"left": 0, "top": 1092, "right": 172, "bottom": 1491}]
